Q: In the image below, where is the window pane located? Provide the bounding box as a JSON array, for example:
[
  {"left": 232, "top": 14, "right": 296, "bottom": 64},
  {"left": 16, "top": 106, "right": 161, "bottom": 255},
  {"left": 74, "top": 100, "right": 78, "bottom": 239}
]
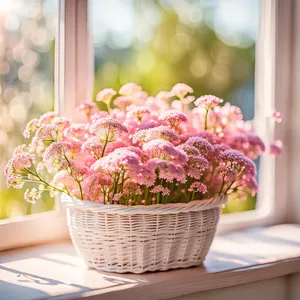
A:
[
  {"left": 0, "top": 0, "right": 58, "bottom": 219},
  {"left": 90, "top": 0, "right": 261, "bottom": 213}
]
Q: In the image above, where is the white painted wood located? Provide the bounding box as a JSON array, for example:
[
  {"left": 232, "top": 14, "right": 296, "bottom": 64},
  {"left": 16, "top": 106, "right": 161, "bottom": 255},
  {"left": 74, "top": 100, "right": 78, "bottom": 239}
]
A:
[
  {"left": 273, "top": 0, "right": 292, "bottom": 224},
  {"left": 0, "top": 211, "right": 68, "bottom": 251},
  {"left": 170, "top": 278, "right": 286, "bottom": 300},
  {"left": 219, "top": 0, "right": 293, "bottom": 233},
  {"left": 55, "top": 0, "right": 92, "bottom": 118},
  {"left": 287, "top": 273, "right": 300, "bottom": 300},
  {"left": 0, "top": 224, "right": 299, "bottom": 300},
  {"left": 287, "top": 0, "right": 300, "bottom": 223}
]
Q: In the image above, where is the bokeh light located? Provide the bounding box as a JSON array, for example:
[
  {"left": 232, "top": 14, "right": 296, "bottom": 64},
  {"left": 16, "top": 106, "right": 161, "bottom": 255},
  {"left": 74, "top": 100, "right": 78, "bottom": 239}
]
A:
[{"left": 0, "top": 0, "right": 57, "bottom": 220}]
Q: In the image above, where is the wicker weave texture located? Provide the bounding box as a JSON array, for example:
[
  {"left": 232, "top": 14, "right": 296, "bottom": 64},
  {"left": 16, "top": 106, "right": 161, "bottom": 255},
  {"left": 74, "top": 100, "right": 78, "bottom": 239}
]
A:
[{"left": 65, "top": 197, "right": 225, "bottom": 274}]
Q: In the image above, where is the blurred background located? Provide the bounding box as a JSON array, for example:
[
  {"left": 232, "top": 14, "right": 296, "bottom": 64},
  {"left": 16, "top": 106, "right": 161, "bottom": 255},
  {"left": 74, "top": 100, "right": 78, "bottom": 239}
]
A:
[{"left": 0, "top": 0, "right": 260, "bottom": 220}]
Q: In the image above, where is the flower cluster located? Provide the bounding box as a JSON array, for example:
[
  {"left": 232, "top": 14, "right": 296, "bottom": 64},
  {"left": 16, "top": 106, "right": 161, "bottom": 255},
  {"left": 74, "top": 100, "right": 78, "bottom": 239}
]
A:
[{"left": 5, "top": 82, "right": 283, "bottom": 205}]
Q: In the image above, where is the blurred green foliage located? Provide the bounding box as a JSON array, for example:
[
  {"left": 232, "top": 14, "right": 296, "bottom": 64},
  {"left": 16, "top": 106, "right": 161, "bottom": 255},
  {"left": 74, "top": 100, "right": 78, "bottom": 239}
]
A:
[
  {"left": 0, "top": 0, "right": 57, "bottom": 219},
  {"left": 92, "top": 2, "right": 258, "bottom": 214}
]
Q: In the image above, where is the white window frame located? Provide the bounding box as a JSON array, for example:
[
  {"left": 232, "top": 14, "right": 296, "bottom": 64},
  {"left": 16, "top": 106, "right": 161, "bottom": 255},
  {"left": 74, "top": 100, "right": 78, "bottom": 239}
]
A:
[
  {"left": 0, "top": 0, "right": 296, "bottom": 250},
  {"left": 219, "top": 0, "right": 292, "bottom": 233},
  {"left": 0, "top": 0, "right": 91, "bottom": 251}
]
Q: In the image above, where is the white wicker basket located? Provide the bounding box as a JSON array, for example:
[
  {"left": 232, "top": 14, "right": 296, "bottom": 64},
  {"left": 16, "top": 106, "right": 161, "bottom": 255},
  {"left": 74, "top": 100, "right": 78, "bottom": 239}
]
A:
[{"left": 62, "top": 196, "right": 227, "bottom": 274}]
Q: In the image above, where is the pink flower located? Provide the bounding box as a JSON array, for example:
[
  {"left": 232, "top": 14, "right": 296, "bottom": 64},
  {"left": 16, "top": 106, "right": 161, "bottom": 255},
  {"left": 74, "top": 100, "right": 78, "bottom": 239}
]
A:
[
  {"left": 89, "top": 111, "right": 110, "bottom": 123},
  {"left": 170, "top": 100, "right": 183, "bottom": 111},
  {"left": 81, "top": 137, "right": 103, "bottom": 159},
  {"left": 160, "top": 110, "right": 188, "bottom": 128},
  {"left": 182, "top": 96, "right": 195, "bottom": 105},
  {"left": 89, "top": 117, "right": 127, "bottom": 142},
  {"left": 33, "top": 124, "right": 58, "bottom": 143},
  {"left": 37, "top": 111, "right": 58, "bottom": 126},
  {"left": 145, "top": 96, "right": 170, "bottom": 114},
  {"left": 132, "top": 126, "right": 179, "bottom": 143},
  {"left": 53, "top": 117, "right": 71, "bottom": 132},
  {"left": 211, "top": 144, "right": 230, "bottom": 161},
  {"left": 4, "top": 152, "right": 34, "bottom": 189},
  {"left": 96, "top": 88, "right": 116, "bottom": 104},
  {"left": 220, "top": 150, "right": 256, "bottom": 176},
  {"left": 229, "top": 134, "right": 265, "bottom": 159},
  {"left": 197, "top": 131, "right": 222, "bottom": 144},
  {"left": 146, "top": 159, "right": 186, "bottom": 183},
  {"left": 155, "top": 91, "right": 172, "bottom": 101},
  {"left": 150, "top": 185, "right": 170, "bottom": 196},
  {"left": 177, "top": 144, "right": 201, "bottom": 156},
  {"left": 188, "top": 182, "right": 207, "bottom": 194},
  {"left": 5, "top": 152, "right": 34, "bottom": 175},
  {"left": 83, "top": 173, "right": 113, "bottom": 202},
  {"left": 91, "top": 148, "right": 142, "bottom": 176},
  {"left": 68, "top": 162, "right": 90, "bottom": 182},
  {"left": 4, "top": 82, "right": 275, "bottom": 204},
  {"left": 131, "top": 165, "right": 157, "bottom": 186},
  {"left": 43, "top": 142, "right": 71, "bottom": 170},
  {"left": 6, "top": 174, "right": 23, "bottom": 189},
  {"left": 13, "top": 144, "right": 27, "bottom": 155},
  {"left": 186, "top": 155, "right": 209, "bottom": 179},
  {"left": 52, "top": 170, "right": 78, "bottom": 192},
  {"left": 123, "top": 181, "right": 143, "bottom": 196},
  {"left": 273, "top": 110, "right": 283, "bottom": 123},
  {"left": 216, "top": 165, "right": 238, "bottom": 181},
  {"left": 123, "top": 146, "right": 149, "bottom": 162},
  {"left": 113, "top": 193, "right": 122, "bottom": 203},
  {"left": 143, "top": 139, "right": 188, "bottom": 164},
  {"left": 24, "top": 188, "right": 41, "bottom": 204},
  {"left": 137, "top": 120, "right": 160, "bottom": 131},
  {"left": 77, "top": 103, "right": 97, "bottom": 117},
  {"left": 114, "top": 96, "right": 133, "bottom": 109},
  {"left": 195, "top": 95, "right": 223, "bottom": 109},
  {"left": 185, "top": 137, "right": 214, "bottom": 158},
  {"left": 171, "top": 83, "right": 193, "bottom": 98},
  {"left": 237, "top": 175, "right": 258, "bottom": 197},
  {"left": 127, "top": 107, "right": 150, "bottom": 121},
  {"left": 119, "top": 82, "right": 142, "bottom": 96},
  {"left": 132, "top": 91, "right": 148, "bottom": 104},
  {"left": 269, "top": 140, "right": 283, "bottom": 156},
  {"left": 64, "top": 124, "right": 89, "bottom": 142},
  {"left": 23, "top": 119, "right": 38, "bottom": 138}
]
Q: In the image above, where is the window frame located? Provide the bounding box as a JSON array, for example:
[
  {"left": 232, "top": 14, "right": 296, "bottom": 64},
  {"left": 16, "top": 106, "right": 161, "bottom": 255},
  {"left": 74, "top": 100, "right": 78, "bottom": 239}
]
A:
[
  {"left": 0, "top": 0, "right": 294, "bottom": 250},
  {"left": 219, "top": 0, "right": 292, "bottom": 233},
  {"left": 0, "top": 0, "right": 92, "bottom": 251}
]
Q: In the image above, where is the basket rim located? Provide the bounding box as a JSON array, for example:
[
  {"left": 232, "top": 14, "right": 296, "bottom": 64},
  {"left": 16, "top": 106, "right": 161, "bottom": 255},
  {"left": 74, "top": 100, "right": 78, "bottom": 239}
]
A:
[{"left": 61, "top": 194, "right": 227, "bottom": 214}]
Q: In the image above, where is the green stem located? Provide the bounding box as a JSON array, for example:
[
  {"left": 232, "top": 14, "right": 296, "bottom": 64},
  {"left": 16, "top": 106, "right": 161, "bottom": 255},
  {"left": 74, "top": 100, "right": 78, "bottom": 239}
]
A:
[
  {"left": 219, "top": 175, "right": 225, "bottom": 194},
  {"left": 224, "top": 173, "right": 243, "bottom": 195},
  {"left": 191, "top": 190, "right": 195, "bottom": 202},
  {"left": 204, "top": 108, "right": 209, "bottom": 130},
  {"left": 77, "top": 180, "right": 84, "bottom": 200},
  {"left": 144, "top": 186, "right": 149, "bottom": 204},
  {"left": 101, "top": 139, "right": 108, "bottom": 157},
  {"left": 33, "top": 172, "right": 67, "bottom": 195}
]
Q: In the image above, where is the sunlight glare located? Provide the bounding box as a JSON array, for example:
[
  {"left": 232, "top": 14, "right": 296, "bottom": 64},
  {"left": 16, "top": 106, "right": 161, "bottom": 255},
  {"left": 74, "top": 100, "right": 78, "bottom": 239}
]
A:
[{"left": 0, "top": 1, "right": 13, "bottom": 13}]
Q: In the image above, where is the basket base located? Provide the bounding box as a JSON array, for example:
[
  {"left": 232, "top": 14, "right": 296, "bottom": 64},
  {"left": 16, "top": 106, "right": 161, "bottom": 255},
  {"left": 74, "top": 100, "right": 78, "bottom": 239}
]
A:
[{"left": 85, "top": 260, "right": 205, "bottom": 274}]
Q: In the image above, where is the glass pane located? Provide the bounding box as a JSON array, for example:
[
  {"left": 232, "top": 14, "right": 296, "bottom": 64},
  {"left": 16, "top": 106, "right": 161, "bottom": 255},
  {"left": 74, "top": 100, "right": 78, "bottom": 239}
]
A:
[
  {"left": 89, "top": 0, "right": 261, "bottom": 213},
  {"left": 0, "top": 0, "right": 58, "bottom": 219}
]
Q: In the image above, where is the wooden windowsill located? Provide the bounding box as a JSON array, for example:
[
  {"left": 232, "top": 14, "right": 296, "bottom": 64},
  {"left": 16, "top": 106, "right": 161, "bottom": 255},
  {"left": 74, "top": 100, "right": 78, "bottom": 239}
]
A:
[{"left": 0, "top": 224, "right": 300, "bottom": 300}]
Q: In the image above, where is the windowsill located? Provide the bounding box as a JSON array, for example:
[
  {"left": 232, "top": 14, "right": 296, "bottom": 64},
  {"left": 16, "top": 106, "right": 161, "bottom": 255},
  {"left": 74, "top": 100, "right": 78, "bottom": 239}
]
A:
[{"left": 0, "top": 224, "right": 300, "bottom": 300}]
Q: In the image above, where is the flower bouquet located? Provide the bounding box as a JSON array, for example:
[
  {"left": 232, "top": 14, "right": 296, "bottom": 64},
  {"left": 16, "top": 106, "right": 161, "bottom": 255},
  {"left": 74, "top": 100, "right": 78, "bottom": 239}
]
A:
[{"left": 5, "top": 83, "right": 282, "bottom": 273}]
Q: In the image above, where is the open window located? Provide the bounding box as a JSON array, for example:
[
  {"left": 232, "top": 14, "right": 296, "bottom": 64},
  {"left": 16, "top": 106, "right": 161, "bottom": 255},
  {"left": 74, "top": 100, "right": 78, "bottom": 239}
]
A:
[{"left": 0, "top": 0, "right": 291, "bottom": 250}]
